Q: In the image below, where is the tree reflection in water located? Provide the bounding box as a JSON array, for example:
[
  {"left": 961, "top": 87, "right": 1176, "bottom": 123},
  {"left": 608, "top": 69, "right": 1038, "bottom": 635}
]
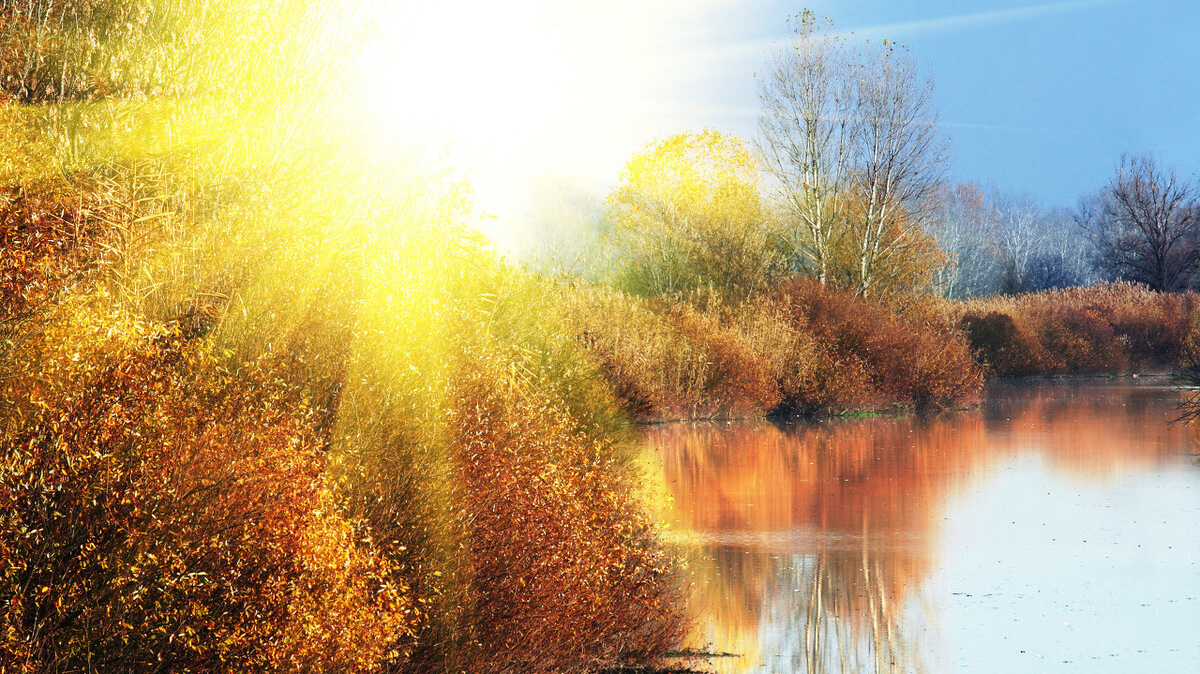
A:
[{"left": 647, "top": 380, "right": 1195, "bottom": 673}]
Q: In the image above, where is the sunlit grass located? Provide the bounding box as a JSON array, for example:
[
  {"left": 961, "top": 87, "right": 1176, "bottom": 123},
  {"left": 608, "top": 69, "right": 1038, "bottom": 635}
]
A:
[{"left": 1, "top": 1, "right": 691, "bottom": 671}]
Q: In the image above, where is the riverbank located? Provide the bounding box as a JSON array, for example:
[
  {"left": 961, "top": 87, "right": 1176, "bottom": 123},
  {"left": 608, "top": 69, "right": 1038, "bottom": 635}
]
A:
[
  {"left": 565, "top": 281, "right": 1197, "bottom": 422},
  {"left": 1, "top": 204, "right": 689, "bottom": 673}
]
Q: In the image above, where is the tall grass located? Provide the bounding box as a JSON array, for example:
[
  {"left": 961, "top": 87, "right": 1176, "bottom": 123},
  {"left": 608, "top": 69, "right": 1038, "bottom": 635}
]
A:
[
  {"left": 562, "top": 279, "right": 984, "bottom": 420},
  {"left": 329, "top": 236, "right": 689, "bottom": 673},
  {"left": 559, "top": 285, "right": 778, "bottom": 420},
  {"left": 953, "top": 282, "right": 1198, "bottom": 376},
  {"left": 561, "top": 278, "right": 1199, "bottom": 425}
]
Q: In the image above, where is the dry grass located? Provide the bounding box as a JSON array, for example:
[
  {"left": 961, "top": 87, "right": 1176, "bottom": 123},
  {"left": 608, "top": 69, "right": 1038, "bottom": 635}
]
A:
[
  {"left": 562, "top": 279, "right": 984, "bottom": 420},
  {"left": 771, "top": 279, "right": 983, "bottom": 413},
  {"left": 446, "top": 347, "right": 688, "bottom": 674},
  {"left": 953, "top": 282, "right": 1198, "bottom": 376},
  {"left": 559, "top": 285, "right": 778, "bottom": 420}
]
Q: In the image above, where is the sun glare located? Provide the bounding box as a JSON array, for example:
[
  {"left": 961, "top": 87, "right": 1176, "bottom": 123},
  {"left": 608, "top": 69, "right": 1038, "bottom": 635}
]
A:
[
  {"left": 350, "top": 0, "right": 750, "bottom": 253},
  {"left": 352, "top": 1, "right": 582, "bottom": 250}
]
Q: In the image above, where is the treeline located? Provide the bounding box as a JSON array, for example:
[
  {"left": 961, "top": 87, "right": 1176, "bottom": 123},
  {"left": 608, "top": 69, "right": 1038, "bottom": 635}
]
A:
[
  {"left": 929, "top": 185, "right": 1095, "bottom": 298},
  {"left": 932, "top": 152, "right": 1200, "bottom": 299},
  {"left": 524, "top": 12, "right": 1200, "bottom": 421},
  {"left": 527, "top": 129, "right": 1200, "bottom": 420},
  {"left": 532, "top": 12, "right": 1200, "bottom": 302},
  {"left": 1, "top": 2, "right": 685, "bottom": 673}
]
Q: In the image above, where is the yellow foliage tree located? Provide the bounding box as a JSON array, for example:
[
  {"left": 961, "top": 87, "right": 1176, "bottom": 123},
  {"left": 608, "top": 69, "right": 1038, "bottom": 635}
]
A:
[{"left": 607, "top": 130, "right": 785, "bottom": 302}]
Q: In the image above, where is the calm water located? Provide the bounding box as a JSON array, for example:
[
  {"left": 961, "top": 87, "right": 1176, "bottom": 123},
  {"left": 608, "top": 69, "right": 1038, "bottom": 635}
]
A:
[{"left": 643, "top": 379, "right": 1200, "bottom": 674}]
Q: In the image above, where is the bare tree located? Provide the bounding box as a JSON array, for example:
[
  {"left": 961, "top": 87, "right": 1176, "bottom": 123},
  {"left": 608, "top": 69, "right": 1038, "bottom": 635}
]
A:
[
  {"left": 1026, "top": 206, "right": 1098, "bottom": 291},
  {"left": 990, "top": 192, "right": 1045, "bottom": 294},
  {"left": 758, "top": 13, "right": 948, "bottom": 296},
  {"left": 927, "top": 183, "right": 998, "bottom": 298},
  {"left": 1081, "top": 154, "right": 1200, "bottom": 292},
  {"left": 845, "top": 44, "right": 948, "bottom": 295},
  {"left": 929, "top": 187, "right": 1098, "bottom": 299},
  {"left": 757, "top": 10, "right": 853, "bottom": 284}
]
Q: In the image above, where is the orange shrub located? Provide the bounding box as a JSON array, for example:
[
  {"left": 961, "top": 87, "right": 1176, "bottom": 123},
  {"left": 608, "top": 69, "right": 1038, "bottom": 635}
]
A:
[
  {"left": 1039, "top": 306, "right": 1128, "bottom": 373},
  {"left": 958, "top": 311, "right": 1058, "bottom": 376},
  {"left": 955, "top": 282, "right": 1198, "bottom": 376},
  {"left": 0, "top": 177, "right": 112, "bottom": 330},
  {"left": 0, "top": 305, "right": 414, "bottom": 673},
  {"left": 665, "top": 303, "right": 779, "bottom": 416},
  {"left": 446, "top": 350, "right": 688, "bottom": 673},
  {"left": 729, "top": 302, "right": 848, "bottom": 416},
  {"left": 773, "top": 279, "right": 983, "bottom": 412}
]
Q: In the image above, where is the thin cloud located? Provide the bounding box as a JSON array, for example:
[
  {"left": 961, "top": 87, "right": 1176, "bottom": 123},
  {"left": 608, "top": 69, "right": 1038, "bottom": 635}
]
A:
[
  {"left": 687, "top": 105, "right": 1056, "bottom": 134},
  {"left": 700, "top": 0, "right": 1132, "bottom": 65},
  {"left": 942, "top": 121, "right": 1053, "bottom": 133},
  {"left": 847, "top": 0, "right": 1131, "bottom": 39}
]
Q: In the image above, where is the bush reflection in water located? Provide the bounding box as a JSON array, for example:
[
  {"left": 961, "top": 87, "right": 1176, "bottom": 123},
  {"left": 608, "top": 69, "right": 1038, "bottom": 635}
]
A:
[{"left": 646, "top": 381, "right": 1195, "bottom": 673}]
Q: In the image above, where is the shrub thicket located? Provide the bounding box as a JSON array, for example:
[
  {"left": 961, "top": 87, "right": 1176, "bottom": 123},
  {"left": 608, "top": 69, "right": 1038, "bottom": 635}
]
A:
[
  {"left": 1, "top": 301, "right": 413, "bottom": 673},
  {"left": 954, "top": 282, "right": 1198, "bottom": 376},
  {"left": 1, "top": 186, "right": 692, "bottom": 673},
  {"left": 563, "top": 279, "right": 984, "bottom": 420},
  {"left": 446, "top": 348, "right": 686, "bottom": 673},
  {"left": 771, "top": 279, "right": 982, "bottom": 413}
]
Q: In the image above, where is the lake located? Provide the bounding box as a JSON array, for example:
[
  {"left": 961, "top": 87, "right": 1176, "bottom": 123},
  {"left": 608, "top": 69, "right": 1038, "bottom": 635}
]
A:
[{"left": 643, "top": 379, "right": 1200, "bottom": 673}]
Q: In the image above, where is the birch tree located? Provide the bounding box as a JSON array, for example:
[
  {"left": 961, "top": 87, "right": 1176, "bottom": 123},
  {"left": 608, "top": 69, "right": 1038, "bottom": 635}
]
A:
[
  {"left": 927, "top": 183, "right": 997, "bottom": 298},
  {"left": 758, "top": 14, "right": 948, "bottom": 296},
  {"left": 990, "top": 193, "right": 1045, "bottom": 294},
  {"left": 757, "top": 10, "right": 853, "bottom": 284},
  {"left": 846, "top": 44, "right": 947, "bottom": 295}
]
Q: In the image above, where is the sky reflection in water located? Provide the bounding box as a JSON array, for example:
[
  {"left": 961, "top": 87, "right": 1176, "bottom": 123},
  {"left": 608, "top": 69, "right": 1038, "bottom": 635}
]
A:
[{"left": 644, "top": 379, "right": 1200, "bottom": 674}]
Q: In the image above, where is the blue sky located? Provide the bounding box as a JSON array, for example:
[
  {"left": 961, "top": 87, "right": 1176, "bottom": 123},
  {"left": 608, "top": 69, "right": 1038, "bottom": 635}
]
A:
[{"left": 701, "top": 0, "right": 1200, "bottom": 207}]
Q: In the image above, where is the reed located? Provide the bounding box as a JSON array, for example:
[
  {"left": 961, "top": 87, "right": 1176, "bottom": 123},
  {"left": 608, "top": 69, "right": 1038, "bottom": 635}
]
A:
[{"left": 954, "top": 282, "right": 1198, "bottom": 376}]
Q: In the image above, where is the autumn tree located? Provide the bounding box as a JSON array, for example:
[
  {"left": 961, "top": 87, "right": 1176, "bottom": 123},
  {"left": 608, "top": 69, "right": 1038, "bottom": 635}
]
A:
[
  {"left": 758, "top": 11, "right": 948, "bottom": 296},
  {"left": 826, "top": 200, "right": 946, "bottom": 296},
  {"left": 1079, "top": 154, "right": 1200, "bottom": 292},
  {"left": 607, "top": 130, "right": 786, "bottom": 301}
]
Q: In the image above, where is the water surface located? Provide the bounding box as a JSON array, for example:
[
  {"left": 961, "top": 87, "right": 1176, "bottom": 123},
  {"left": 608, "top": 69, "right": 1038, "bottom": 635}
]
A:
[{"left": 644, "top": 379, "right": 1200, "bottom": 673}]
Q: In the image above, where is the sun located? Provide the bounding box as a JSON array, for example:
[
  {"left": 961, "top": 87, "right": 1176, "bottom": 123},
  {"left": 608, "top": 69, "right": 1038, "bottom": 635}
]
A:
[
  {"left": 348, "top": 1, "right": 584, "bottom": 250},
  {"left": 346, "top": 0, "right": 733, "bottom": 254},
  {"left": 358, "top": 3, "right": 564, "bottom": 145}
]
